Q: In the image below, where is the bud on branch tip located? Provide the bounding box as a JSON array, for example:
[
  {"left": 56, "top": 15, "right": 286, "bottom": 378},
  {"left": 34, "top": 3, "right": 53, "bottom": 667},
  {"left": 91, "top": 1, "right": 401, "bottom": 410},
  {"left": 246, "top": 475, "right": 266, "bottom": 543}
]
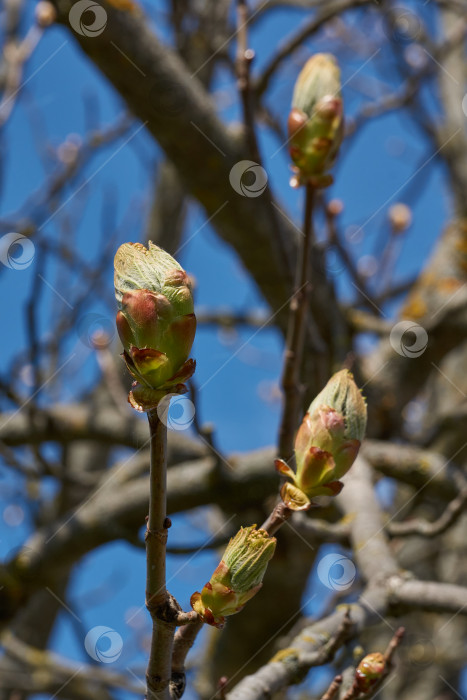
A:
[
  {"left": 355, "top": 652, "right": 386, "bottom": 692},
  {"left": 114, "top": 241, "right": 196, "bottom": 411},
  {"left": 277, "top": 370, "right": 367, "bottom": 510},
  {"left": 190, "top": 526, "right": 276, "bottom": 628},
  {"left": 288, "top": 53, "right": 343, "bottom": 189}
]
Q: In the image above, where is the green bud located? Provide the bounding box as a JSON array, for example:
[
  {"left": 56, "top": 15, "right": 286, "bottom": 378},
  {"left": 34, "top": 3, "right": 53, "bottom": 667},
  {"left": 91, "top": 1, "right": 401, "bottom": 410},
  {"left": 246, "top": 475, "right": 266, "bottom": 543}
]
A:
[
  {"left": 355, "top": 652, "right": 386, "bottom": 691},
  {"left": 114, "top": 242, "right": 196, "bottom": 410},
  {"left": 190, "top": 526, "right": 276, "bottom": 628},
  {"left": 276, "top": 370, "right": 367, "bottom": 510},
  {"left": 307, "top": 369, "right": 367, "bottom": 443},
  {"left": 288, "top": 53, "right": 343, "bottom": 188}
]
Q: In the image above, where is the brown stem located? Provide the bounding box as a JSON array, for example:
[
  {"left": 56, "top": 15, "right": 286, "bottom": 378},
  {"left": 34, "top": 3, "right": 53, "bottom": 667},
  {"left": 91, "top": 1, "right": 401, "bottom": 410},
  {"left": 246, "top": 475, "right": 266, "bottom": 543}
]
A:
[
  {"left": 146, "top": 410, "right": 169, "bottom": 605},
  {"left": 278, "top": 183, "right": 315, "bottom": 460},
  {"left": 324, "top": 201, "right": 379, "bottom": 315},
  {"left": 145, "top": 409, "right": 174, "bottom": 700},
  {"left": 320, "top": 675, "right": 343, "bottom": 700},
  {"left": 260, "top": 501, "right": 293, "bottom": 536},
  {"left": 171, "top": 618, "right": 205, "bottom": 699},
  {"left": 384, "top": 626, "right": 405, "bottom": 664},
  {"left": 341, "top": 678, "right": 360, "bottom": 700},
  {"left": 236, "top": 0, "right": 261, "bottom": 164}
]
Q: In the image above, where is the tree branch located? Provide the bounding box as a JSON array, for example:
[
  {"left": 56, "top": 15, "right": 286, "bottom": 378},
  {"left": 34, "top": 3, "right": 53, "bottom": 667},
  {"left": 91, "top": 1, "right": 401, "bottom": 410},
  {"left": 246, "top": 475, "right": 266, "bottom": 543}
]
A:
[{"left": 49, "top": 0, "right": 298, "bottom": 329}]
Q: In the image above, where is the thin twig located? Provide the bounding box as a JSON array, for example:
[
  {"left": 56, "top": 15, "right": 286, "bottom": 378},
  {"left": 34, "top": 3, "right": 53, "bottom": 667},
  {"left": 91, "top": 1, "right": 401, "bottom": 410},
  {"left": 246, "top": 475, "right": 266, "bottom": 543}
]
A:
[
  {"left": 145, "top": 411, "right": 206, "bottom": 700},
  {"left": 388, "top": 483, "right": 467, "bottom": 538},
  {"left": 278, "top": 183, "right": 315, "bottom": 460},
  {"left": 320, "top": 674, "right": 343, "bottom": 700},
  {"left": 384, "top": 627, "right": 405, "bottom": 664},
  {"left": 324, "top": 200, "right": 380, "bottom": 315},
  {"left": 145, "top": 410, "right": 175, "bottom": 700},
  {"left": 375, "top": 212, "right": 409, "bottom": 298},
  {"left": 261, "top": 501, "right": 294, "bottom": 536},
  {"left": 254, "top": 0, "right": 372, "bottom": 97},
  {"left": 171, "top": 618, "right": 204, "bottom": 699},
  {"left": 236, "top": 0, "right": 262, "bottom": 163}
]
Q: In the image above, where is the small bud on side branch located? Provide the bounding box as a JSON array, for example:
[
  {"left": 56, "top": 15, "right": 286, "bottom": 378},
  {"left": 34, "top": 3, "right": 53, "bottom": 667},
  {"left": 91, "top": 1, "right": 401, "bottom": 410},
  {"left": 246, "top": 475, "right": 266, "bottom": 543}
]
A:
[
  {"left": 277, "top": 370, "right": 367, "bottom": 511},
  {"left": 342, "top": 627, "right": 405, "bottom": 699},
  {"left": 191, "top": 526, "right": 276, "bottom": 628}
]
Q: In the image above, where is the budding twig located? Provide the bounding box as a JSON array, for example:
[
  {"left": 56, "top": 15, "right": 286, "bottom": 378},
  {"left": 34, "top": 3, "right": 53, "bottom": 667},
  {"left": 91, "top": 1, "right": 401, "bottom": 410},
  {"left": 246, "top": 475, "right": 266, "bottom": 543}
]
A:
[
  {"left": 341, "top": 627, "right": 405, "bottom": 700},
  {"left": 278, "top": 183, "right": 315, "bottom": 461}
]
